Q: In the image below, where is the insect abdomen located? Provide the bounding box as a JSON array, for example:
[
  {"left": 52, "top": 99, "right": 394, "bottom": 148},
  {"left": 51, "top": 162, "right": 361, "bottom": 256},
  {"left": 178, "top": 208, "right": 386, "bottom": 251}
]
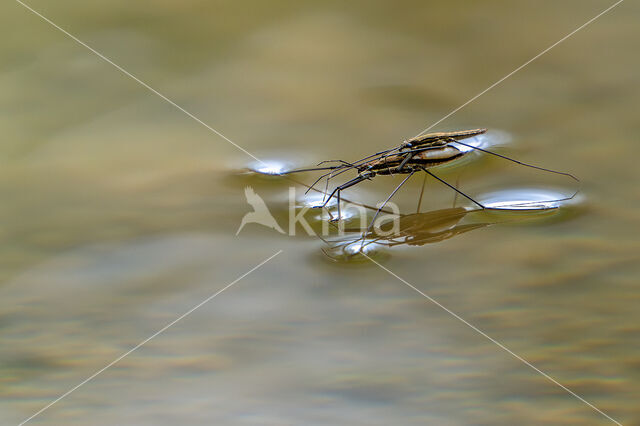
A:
[{"left": 411, "top": 146, "right": 464, "bottom": 167}]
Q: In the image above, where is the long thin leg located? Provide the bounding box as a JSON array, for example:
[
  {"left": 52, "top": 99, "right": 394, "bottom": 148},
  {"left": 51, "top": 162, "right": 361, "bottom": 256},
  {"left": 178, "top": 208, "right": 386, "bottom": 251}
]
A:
[
  {"left": 452, "top": 175, "right": 460, "bottom": 207},
  {"left": 279, "top": 165, "right": 340, "bottom": 175},
  {"left": 316, "top": 163, "right": 364, "bottom": 198},
  {"left": 288, "top": 146, "right": 404, "bottom": 195},
  {"left": 319, "top": 162, "right": 357, "bottom": 201},
  {"left": 423, "top": 168, "right": 485, "bottom": 209},
  {"left": 347, "top": 147, "right": 400, "bottom": 167},
  {"left": 365, "top": 170, "right": 416, "bottom": 236},
  {"left": 304, "top": 163, "right": 357, "bottom": 195},
  {"left": 316, "top": 148, "right": 400, "bottom": 185},
  {"left": 323, "top": 174, "right": 369, "bottom": 221},
  {"left": 305, "top": 170, "right": 335, "bottom": 195},
  {"left": 317, "top": 159, "right": 357, "bottom": 167},
  {"left": 450, "top": 139, "right": 580, "bottom": 185},
  {"left": 320, "top": 147, "right": 404, "bottom": 182},
  {"left": 416, "top": 173, "right": 427, "bottom": 213},
  {"left": 323, "top": 170, "right": 333, "bottom": 202},
  {"left": 449, "top": 138, "right": 581, "bottom": 204},
  {"left": 318, "top": 145, "right": 404, "bottom": 184}
]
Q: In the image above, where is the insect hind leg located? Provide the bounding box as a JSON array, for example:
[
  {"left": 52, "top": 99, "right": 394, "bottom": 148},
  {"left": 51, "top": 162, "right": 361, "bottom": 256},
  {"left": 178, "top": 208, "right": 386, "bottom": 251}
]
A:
[{"left": 449, "top": 138, "right": 581, "bottom": 203}]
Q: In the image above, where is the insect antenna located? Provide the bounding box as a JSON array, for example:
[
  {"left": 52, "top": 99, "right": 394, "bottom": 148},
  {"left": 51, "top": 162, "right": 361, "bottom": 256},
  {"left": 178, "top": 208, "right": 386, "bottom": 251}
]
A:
[
  {"left": 317, "top": 159, "right": 357, "bottom": 167},
  {"left": 318, "top": 148, "right": 400, "bottom": 182},
  {"left": 304, "top": 162, "right": 363, "bottom": 195},
  {"left": 416, "top": 173, "right": 428, "bottom": 213},
  {"left": 349, "top": 147, "right": 401, "bottom": 164},
  {"left": 303, "top": 147, "right": 406, "bottom": 194},
  {"left": 308, "top": 160, "right": 363, "bottom": 196},
  {"left": 305, "top": 168, "right": 346, "bottom": 195},
  {"left": 312, "top": 148, "right": 422, "bottom": 211},
  {"left": 274, "top": 163, "right": 358, "bottom": 196},
  {"left": 316, "top": 162, "right": 369, "bottom": 200}
]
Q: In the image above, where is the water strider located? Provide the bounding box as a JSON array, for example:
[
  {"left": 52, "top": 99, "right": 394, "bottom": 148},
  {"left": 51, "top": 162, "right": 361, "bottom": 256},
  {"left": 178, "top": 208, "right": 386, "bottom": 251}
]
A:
[
  {"left": 277, "top": 128, "right": 580, "bottom": 232},
  {"left": 319, "top": 206, "right": 491, "bottom": 260}
]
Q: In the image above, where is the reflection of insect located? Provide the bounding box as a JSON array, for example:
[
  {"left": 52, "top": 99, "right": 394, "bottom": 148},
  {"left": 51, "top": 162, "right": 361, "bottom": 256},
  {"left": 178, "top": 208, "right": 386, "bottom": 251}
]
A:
[
  {"left": 281, "top": 128, "right": 579, "bottom": 229},
  {"left": 322, "top": 206, "right": 492, "bottom": 259}
]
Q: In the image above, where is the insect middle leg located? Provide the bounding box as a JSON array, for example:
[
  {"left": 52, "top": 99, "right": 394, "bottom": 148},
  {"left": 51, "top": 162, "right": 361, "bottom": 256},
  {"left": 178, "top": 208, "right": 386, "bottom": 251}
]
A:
[
  {"left": 416, "top": 173, "right": 428, "bottom": 213},
  {"left": 364, "top": 170, "right": 416, "bottom": 236}
]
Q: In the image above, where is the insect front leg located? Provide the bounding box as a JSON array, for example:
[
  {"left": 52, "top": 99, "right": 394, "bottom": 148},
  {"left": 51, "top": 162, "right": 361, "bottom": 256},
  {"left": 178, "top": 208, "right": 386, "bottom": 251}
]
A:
[
  {"left": 396, "top": 152, "right": 414, "bottom": 172},
  {"left": 322, "top": 172, "right": 372, "bottom": 222}
]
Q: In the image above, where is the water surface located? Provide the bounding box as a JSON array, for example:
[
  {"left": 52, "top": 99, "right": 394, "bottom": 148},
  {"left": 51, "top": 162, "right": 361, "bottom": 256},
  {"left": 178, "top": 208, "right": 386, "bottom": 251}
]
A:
[{"left": 1, "top": 1, "right": 639, "bottom": 424}]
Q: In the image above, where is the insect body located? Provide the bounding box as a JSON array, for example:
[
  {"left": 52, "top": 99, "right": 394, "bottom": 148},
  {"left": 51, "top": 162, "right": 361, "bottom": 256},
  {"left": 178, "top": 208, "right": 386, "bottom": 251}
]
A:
[
  {"left": 316, "top": 129, "right": 489, "bottom": 221},
  {"left": 279, "top": 128, "right": 579, "bottom": 226},
  {"left": 359, "top": 145, "right": 465, "bottom": 175}
]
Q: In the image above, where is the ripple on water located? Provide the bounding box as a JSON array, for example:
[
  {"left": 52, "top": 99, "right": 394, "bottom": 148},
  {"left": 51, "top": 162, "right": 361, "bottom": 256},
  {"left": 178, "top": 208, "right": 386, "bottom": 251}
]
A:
[
  {"left": 320, "top": 238, "right": 390, "bottom": 263},
  {"left": 472, "top": 187, "right": 585, "bottom": 225},
  {"left": 248, "top": 159, "right": 294, "bottom": 175},
  {"left": 300, "top": 192, "right": 338, "bottom": 208},
  {"left": 478, "top": 187, "right": 582, "bottom": 210},
  {"left": 450, "top": 129, "right": 511, "bottom": 154}
]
